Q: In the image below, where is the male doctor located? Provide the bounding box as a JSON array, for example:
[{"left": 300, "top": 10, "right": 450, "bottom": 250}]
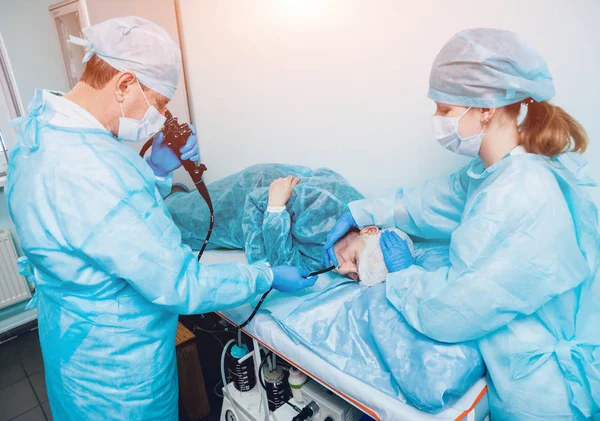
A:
[{"left": 6, "top": 17, "right": 316, "bottom": 420}]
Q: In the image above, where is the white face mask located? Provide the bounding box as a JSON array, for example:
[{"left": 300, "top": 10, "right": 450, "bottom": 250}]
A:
[
  {"left": 431, "top": 107, "right": 486, "bottom": 157},
  {"left": 117, "top": 80, "right": 166, "bottom": 143}
]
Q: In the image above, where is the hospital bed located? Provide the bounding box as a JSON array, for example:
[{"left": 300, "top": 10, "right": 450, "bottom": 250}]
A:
[{"left": 202, "top": 250, "right": 490, "bottom": 421}]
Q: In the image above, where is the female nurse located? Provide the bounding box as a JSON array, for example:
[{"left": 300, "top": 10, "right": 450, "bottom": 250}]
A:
[{"left": 323, "top": 28, "right": 599, "bottom": 421}]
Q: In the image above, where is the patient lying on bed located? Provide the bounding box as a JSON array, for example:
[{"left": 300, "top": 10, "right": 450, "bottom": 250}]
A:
[
  {"left": 168, "top": 165, "right": 484, "bottom": 413},
  {"left": 224, "top": 241, "right": 484, "bottom": 415},
  {"left": 166, "top": 163, "right": 414, "bottom": 284}
]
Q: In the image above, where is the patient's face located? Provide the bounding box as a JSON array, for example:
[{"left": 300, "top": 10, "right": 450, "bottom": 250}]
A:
[{"left": 334, "top": 226, "right": 380, "bottom": 281}]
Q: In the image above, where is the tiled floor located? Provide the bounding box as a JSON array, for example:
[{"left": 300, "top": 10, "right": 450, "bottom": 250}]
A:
[
  {"left": 0, "top": 329, "right": 222, "bottom": 421},
  {"left": 0, "top": 330, "right": 52, "bottom": 421}
]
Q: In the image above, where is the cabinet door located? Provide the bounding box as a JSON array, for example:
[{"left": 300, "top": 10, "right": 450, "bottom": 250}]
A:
[
  {"left": 0, "top": 33, "right": 23, "bottom": 179},
  {"left": 49, "top": 0, "right": 90, "bottom": 88}
]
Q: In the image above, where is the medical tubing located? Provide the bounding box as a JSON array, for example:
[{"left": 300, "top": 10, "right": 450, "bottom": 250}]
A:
[
  {"left": 201, "top": 264, "right": 331, "bottom": 336},
  {"left": 260, "top": 352, "right": 288, "bottom": 410},
  {"left": 237, "top": 265, "right": 332, "bottom": 332},
  {"left": 194, "top": 180, "right": 214, "bottom": 259},
  {"left": 259, "top": 351, "right": 271, "bottom": 390},
  {"left": 287, "top": 401, "right": 302, "bottom": 413},
  {"left": 221, "top": 340, "right": 235, "bottom": 393},
  {"left": 307, "top": 265, "right": 335, "bottom": 277},
  {"left": 238, "top": 288, "right": 273, "bottom": 330},
  {"left": 253, "top": 347, "right": 271, "bottom": 420},
  {"left": 177, "top": 262, "right": 332, "bottom": 337},
  {"left": 221, "top": 339, "right": 244, "bottom": 421},
  {"left": 259, "top": 352, "right": 300, "bottom": 413},
  {"left": 292, "top": 401, "right": 319, "bottom": 421}
]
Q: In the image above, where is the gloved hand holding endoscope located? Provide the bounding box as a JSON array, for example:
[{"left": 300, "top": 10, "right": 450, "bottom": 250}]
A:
[
  {"left": 271, "top": 266, "right": 318, "bottom": 293},
  {"left": 147, "top": 124, "right": 199, "bottom": 177},
  {"left": 140, "top": 110, "right": 212, "bottom": 260}
]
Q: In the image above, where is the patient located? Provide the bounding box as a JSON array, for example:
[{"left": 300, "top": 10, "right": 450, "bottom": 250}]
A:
[
  {"left": 177, "top": 167, "right": 480, "bottom": 413},
  {"left": 265, "top": 174, "right": 415, "bottom": 284},
  {"left": 335, "top": 226, "right": 414, "bottom": 285},
  {"left": 165, "top": 164, "right": 415, "bottom": 283}
]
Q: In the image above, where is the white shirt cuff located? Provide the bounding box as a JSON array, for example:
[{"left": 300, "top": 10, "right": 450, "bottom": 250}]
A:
[{"left": 266, "top": 206, "right": 286, "bottom": 213}]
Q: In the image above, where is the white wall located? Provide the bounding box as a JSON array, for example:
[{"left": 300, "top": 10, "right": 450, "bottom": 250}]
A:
[
  {"left": 178, "top": 0, "right": 600, "bottom": 204},
  {"left": 0, "top": 0, "right": 68, "bottom": 257},
  {"left": 0, "top": 0, "right": 70, "bottom": 105},
  {"left": 0, "top": 0, "right": 194, "bottom": 185},
  {"left": 0, "top": 0, "right": 191, "bottom": 123}
]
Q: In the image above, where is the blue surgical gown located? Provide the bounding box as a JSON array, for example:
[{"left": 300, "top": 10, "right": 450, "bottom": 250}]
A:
[
  {"left": 348, "top": 149, "right": 600, "bottom": 420},
  {"left": 165, "top": 164, "right": 364, "bottom": 271},
  {"left": 6, "top": 90, "right": 273, "bottom": 421}
]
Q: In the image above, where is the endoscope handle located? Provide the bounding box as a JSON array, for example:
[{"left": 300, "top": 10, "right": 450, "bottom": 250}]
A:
[
  {"left": 163, "top": 126, "right": 206, "bottom": 184},
  {"left": 186, "top": 163, "right": 207, "bottom": 185},
  {"left": 160, "top": 111, "right": 213, "bottom": 262}
]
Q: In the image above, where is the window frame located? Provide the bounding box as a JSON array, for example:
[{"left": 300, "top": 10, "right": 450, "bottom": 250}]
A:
[{"left": 0, "top": 32, "right": 24, "bottom": 183}]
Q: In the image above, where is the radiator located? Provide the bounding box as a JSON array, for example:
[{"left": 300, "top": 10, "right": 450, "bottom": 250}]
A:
[{"left": 0, "top": 229, "right": 30, "bottom": 310}]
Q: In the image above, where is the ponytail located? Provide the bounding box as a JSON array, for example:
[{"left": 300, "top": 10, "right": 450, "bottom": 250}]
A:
[{"left": 506, "top": 99, "right": 588, "bottom": 157}]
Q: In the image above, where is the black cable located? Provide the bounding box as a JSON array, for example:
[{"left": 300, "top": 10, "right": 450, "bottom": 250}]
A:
[
  {"left": 292, "top": 402, "right": 318, "bottom": 421},
  {"left": 189, "top": 264, "right": 332, "bottom": 338},
  {"left": 287, "top": 401, "right": 302, "bottom": 413},
  {"left": 276, "top": 359, "right": 293, "bottom": 370},
  {"left": 238, "top": 288, "right": 273, "bottom": 330},
  {"left": 194, "top": 181, "right": 213, "bottom": 259},
  {"left": 307, "top": 265, "right": 335, "bottom": 277},
  {"left": 236, "top": 265, "right": 334, "bottom": 332},
  {"left": 258, "top": 351, "right": 271, "bottom": 390},
  {"left": 191, "top": 319, "right": 238, "bottom": 335},
  {"left": 213, "top": 381, "right": 224, "bottom": 398},
  {"left": 259, "top": 351, "right": 297, "bottom": 413},
  {"left": 192, "top": 325, "right": 225, "bottom": 348},
  {"left": 184, "top": 288, "right": 274, "bottom": 336},
  {"left": 179, "top": 262, "right": 336, "bottom": 337}
]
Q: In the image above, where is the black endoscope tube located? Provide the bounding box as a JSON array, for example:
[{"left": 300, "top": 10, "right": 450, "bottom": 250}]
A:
[
  {"left": 307, "top": 265, "right": 335, "bottom": 277},
  {"left": 140, "top": 136, "right": 213, "bottom": 262},
  {"left": 238, "top": 288, "right": 273, "bottom": 330},
  {"left": 192, "top": 178, "right": 214, "bottom": 260},
  {"left": 236, "top": 265, "right": 335, "bottom": 332}
]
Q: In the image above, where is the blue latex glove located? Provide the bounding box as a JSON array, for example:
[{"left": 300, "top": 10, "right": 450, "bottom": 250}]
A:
[
  {"left": 147, "top": 125, "right": 199, "bottom": 177},
  {"left": 321, "top": 211, "right": 357, "bottom": 267},
  {"left": 380, "top": 230, "right": 415, "bottom": 273},
  {"left": 271, "top": 265, "right": 318, "bottom": 293}
]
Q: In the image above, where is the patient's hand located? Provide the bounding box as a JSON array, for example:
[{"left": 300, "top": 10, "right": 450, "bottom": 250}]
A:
[{"left": 268, "top": 176, "right": 300, "bottom": 207}]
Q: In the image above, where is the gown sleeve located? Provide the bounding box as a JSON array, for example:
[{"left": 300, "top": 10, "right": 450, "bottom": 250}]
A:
[
  {"left": 349, "top": 167, "right": 470, "bottom": 240},
  {"left": 385, "top": 164, "right": 590, "bottom": 342},
  {"left": 52, "top": 155, "right": 273, "bottom": 315},
  {"left": 154, "top": 173, "right": 173, "bottom": 198},
  {"left": 261, "top": 210, "right": 311, "bottom": 268}
]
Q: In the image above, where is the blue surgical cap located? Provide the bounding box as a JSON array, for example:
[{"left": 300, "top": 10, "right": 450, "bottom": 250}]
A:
[
  {"left": 428, "top": 28, "right": 555, "bottom": 108},
  {"left": 69, "top": 16, "right": 181, "bottom": 99}
]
